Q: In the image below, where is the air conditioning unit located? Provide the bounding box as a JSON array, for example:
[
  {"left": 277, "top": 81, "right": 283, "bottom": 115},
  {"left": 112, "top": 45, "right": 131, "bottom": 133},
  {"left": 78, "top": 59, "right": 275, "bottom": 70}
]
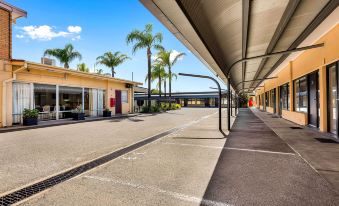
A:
[{"left": 41, "top": 57, "right": 55, "bottom": 66}]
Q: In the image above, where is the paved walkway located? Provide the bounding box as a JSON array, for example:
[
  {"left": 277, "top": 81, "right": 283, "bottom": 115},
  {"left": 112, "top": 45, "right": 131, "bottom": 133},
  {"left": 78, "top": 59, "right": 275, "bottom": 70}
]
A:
[
  {"left": 202, "top": 108, "right": 338, "bottom": 206},
  {"left": 253, "top": 108, "right": 339, "bottom": 192}
]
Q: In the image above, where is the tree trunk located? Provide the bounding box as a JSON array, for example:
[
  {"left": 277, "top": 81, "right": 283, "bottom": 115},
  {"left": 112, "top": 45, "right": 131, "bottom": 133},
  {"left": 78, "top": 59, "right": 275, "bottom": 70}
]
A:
[
  {"left": 147, "top": 48, "right": 152, "bottom": 109},
  {"left": 64, "top": 62, "right": 69, "bottom": 69},
  {"left": 111, "top": 67, "right": 115, "bottom": 77},
  {"left": 169, "top": 65, "right": 172, "bottom": 107},
  {"left": 159, "top": 75, "right": 162, "bottom": 98},
  {"left": 164, "top": 80, "right": 167, "bottom": 97}
]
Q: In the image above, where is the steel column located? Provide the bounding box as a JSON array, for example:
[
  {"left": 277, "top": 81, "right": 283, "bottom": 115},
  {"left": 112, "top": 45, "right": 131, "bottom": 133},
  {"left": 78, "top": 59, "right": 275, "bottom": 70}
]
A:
[{"left": 179, "top": 73, "right": 223, "bottom": 133}]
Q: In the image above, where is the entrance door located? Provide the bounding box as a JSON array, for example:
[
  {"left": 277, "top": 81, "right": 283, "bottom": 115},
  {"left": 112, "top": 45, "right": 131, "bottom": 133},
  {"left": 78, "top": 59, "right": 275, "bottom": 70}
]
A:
[
  {"left": 279, "top": 87, "right": 283, "bottom": 116},
  {"left": 328, "top": 61, "right": 339, "bottom": 135},
  {"left": 308, "top": 72, "right": 319, "bottom": 127},
  {"left": 115, "top": 90, "right": 122, "bottom": 114},
  {"left": 272, "top": 88, "right": 276, "bottom": 113}
]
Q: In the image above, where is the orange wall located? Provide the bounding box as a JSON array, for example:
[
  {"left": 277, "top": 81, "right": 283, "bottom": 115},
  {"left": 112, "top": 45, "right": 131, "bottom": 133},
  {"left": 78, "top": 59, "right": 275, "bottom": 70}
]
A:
[{"left": 255, "top": 25, "right": 339, "bottom": 130}]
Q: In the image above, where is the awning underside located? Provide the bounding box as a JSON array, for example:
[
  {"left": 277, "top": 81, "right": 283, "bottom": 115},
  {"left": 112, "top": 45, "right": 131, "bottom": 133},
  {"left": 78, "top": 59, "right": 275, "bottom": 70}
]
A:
[{"left": 141, "top": 0, "right": 338, "bottom": 93}]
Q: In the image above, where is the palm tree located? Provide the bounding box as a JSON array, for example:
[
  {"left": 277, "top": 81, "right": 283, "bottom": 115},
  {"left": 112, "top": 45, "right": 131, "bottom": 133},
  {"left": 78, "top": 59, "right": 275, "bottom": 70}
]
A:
[
  {"left": 77, "top": 63, "right": 89, "bottom": 72},
  {"left": 163, "top": 72, "right": 178, "bottom": 97},
  {"left": 145, "top": 63, "right": 166, "bottom": 97},
  {"left": 96, "top": 51, "right": 130, "bottom": 77},
  {"left": 155, "top": 49, "right": 185, "bottom": 100},
  {"left": 126, "top": 24, "right": 163, "bottom": 107},
  {"left": 43, "top": 43, "right": 82, "bottom": 69}
]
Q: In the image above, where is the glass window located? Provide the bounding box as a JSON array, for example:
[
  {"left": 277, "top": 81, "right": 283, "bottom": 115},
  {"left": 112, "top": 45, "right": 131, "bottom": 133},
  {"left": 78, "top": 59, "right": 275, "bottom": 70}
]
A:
[
  {"left": 265, "top": 92, "right": 269, "bottom": 107},
  {"left": 328, "top": 64, "right": 337, "bottom": 134},
  {"left": 59, "top": 86, "right": 83, "bottom": 118},
  {"left": 34, "top": 84, "right": 56, "bottom": 120},
  {"left": 121, "top": 90, "right": 128, "bottom": 103},
  {"left": 280, "top": 83, "right": 290, "bottom": 110},
  {"left": 84, "top": 88, "right": 105, "bottom": 117},
  {"left": 294, "top": 77, "right": 308, "bottom": 113},
  {"left": 12, "top": 82, "right": 32, "bottom": 124},
  {"left": 270, "top": 89, "right": 276, "bottom": 108}
]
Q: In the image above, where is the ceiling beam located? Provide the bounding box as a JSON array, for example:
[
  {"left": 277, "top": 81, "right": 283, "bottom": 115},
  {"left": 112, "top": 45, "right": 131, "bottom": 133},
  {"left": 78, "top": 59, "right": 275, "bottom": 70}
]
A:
[
  {"left": 250, "top": 0, "right": 301, "bottom": 88},
  {"left": 175, "top": 0, "right": 229, "bottom": 85},
  {"left": 241, "top": 0, "right": 251, "bottom": 91},
  {"left": 254, "top": 0, "right": 339, "bottom": 88}
]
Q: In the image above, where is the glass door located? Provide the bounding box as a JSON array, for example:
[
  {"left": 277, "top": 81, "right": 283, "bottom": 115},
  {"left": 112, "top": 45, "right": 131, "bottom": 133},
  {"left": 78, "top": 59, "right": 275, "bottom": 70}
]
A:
[{"left": 328, "top": 61, "right": 339, "bottom": 135}]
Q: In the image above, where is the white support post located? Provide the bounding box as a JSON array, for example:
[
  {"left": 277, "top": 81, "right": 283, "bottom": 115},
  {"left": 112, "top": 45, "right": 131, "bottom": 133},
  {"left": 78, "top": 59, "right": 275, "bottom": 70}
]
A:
[
  {"left": 82, "top": 87, "right": 85, "bottom": 112},
  {"left": 56, "top": 85, "right": 59, "bottom": 120},
  {"left": 30, "top": 83, "right": 34, "bottom": 109}
]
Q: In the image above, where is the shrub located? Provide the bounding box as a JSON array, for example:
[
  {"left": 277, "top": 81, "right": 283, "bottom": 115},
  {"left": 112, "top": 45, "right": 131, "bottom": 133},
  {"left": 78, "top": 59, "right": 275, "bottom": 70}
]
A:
[
  {"left": 22, "top": 108, "right": 39, "bottom": 119},
  {"left": 141, "top": 105, "right": 161, "bottom": 113},
  {"left": 175, "top": 104, "right": 181, "bottom": 109}
]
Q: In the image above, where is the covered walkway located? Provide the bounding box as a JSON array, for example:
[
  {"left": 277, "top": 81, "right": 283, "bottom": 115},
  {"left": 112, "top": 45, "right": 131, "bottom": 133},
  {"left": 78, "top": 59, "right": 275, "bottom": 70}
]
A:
[{"left": 202, "top": 108, "right": 338, "bottom": 205}]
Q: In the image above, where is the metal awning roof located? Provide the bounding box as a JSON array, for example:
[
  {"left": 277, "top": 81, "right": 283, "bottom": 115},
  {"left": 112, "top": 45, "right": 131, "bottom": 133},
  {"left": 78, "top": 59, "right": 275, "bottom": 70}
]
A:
[{"left": 140, "top": 0, "right": 338, "bottom": 93}]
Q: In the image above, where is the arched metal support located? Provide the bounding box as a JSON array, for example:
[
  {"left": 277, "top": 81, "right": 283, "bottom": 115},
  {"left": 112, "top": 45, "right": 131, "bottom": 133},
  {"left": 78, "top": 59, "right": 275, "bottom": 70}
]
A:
[
  {"left": 179, "top": 73, "right": 224, "bottom": 133},
  {"left": 226, "top": 43, "right": 324, "bottom": 78}
]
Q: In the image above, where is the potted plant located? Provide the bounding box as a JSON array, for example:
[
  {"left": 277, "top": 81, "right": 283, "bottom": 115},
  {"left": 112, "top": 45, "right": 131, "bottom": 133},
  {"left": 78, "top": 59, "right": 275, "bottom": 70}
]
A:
[
  {"left": 103, "top": 108, "right": 111, "bottom": 117},
  {"left": 72, "top": 106, "right": 85, "bottom": 120},
  {"left": 22, "top": 108, "right": 39, "bottom": 126}
]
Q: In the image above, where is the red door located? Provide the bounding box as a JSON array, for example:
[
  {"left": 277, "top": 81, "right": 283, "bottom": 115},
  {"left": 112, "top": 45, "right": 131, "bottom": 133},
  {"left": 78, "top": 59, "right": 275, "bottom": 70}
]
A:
[{"left": 115, "top": 90, "right": 122, "bottom": 114}]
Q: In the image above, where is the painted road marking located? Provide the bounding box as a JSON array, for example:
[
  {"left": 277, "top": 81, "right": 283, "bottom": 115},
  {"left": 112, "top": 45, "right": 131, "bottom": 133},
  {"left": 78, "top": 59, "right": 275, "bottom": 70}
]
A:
[
  {"left": 84, "top": 175, "right": 233, "bottom": 206},
  {"left": 164, "top": 142, "right": 295, "bottom": 156}
]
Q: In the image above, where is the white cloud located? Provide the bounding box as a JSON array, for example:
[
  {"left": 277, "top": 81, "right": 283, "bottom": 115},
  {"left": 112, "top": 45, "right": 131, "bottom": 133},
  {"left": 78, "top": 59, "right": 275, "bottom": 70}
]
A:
[
  {"left": 16, "top": 25, "right": 82, "bottom": 41},
  {"left": 67, "top": 26, "right": 82, "bottom": 33},
  {"left": 170, "top": 50, "right": 184, "bottom": 62}
]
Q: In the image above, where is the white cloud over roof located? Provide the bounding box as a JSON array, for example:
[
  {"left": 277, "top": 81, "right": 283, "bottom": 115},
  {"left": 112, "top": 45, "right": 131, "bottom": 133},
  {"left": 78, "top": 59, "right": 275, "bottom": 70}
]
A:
[{"left": 16, "top": 25, "right": 82, "bottom": 41}]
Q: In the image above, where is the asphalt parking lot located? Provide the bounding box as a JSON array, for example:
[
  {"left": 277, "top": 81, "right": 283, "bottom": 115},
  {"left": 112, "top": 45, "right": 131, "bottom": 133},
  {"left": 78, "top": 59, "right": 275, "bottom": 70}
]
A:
[{"left": 0, "top": 108, "right": 338, "bottom": 205}]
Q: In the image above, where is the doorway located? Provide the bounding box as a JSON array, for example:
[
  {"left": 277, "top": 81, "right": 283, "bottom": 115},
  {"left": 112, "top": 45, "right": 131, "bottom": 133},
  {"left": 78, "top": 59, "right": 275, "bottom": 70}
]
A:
[
  {"left": 327, "top": 61, "right": 339, "bottom": 135},
  {"left": 272, "top": 88, "right": 276, "bottom": 113},
  {"left": 115, "top": 90, "right": 122, "bottom": 114},
  {"left": 308, "top": 71, "right": 319, "bottom": 127}
]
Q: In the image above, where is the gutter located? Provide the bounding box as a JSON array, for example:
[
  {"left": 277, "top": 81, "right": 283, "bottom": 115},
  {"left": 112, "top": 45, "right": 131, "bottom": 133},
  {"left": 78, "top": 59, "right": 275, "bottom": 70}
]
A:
[{"left": 2, "top": 63, "right": 27, "bottom": 127}]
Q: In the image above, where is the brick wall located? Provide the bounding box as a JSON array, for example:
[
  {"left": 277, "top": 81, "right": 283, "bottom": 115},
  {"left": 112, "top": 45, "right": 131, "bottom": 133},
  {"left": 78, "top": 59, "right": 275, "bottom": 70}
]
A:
[{"left": 0, "top": 8, "right": 11, "bottom": 60}]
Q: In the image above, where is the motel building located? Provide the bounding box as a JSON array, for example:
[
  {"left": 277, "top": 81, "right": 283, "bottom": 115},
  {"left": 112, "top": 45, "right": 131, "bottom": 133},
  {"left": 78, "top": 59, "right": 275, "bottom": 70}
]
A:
[
  {"left": 254, "top": 24, "right": 338, "bottom": 136},
  {"left": 0, "top": 2, "right": 140, "bottom": 128}
]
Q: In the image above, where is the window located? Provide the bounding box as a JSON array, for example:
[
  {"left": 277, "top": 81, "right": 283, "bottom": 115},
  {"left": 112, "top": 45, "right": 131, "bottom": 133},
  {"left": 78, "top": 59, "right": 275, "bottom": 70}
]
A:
[
  {"left": 265, "top": 92, "right": 269, "bottom": 107},
  {"left": 12, "top": 82, "right": 32, "bottom": 124},
  {"left": 269, "top": 89, "right": 276, "bottom": 107},
  {"left": 34, "top": 84, "right": 57, "bottom": 120},
  {"left": 121, "top": 90, "right": 128, "bottom": 103},
  {"left": 280, "top": 83, "right": 290, "bottom": 110},
  {"left": 294, "top": 77, "right": 308, "bottom": 113}
]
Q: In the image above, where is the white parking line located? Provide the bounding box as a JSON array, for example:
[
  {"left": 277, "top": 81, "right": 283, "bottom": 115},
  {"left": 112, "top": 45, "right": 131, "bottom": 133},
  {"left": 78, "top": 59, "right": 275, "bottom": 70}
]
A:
[
  {"left": 83, "top": 175, "right": 233, "bottom": 206},
  {"left": 164, "top": 142, "right": 295, "bottom": 155}
]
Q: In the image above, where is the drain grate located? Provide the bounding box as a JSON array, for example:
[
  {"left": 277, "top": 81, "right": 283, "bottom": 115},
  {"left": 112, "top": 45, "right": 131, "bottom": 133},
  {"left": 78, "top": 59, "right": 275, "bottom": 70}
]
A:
[
  {"left": 315, "top": 138, "right": 338, "bottom": 144},
  {"left": 290, "top": 126, "right": 302, "bottom": 129},
  {"left": 0, "top": 127, "right": 179, "bottom": 206}
]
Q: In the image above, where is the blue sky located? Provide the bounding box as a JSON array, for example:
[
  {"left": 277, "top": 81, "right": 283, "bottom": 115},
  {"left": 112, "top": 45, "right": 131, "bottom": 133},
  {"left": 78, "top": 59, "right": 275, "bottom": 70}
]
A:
[{"left": 8, "top": 0, "right": 227, "bottom": 92}]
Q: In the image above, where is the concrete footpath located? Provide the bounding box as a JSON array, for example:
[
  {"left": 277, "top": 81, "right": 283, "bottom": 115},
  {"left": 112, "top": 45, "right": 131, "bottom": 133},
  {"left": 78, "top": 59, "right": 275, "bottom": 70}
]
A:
[
  {"left": 253, "top": 108, "right": 339, "bottom": 192},
  {"left": 19, "top": 108, "right": 338, "bottom": 206}
]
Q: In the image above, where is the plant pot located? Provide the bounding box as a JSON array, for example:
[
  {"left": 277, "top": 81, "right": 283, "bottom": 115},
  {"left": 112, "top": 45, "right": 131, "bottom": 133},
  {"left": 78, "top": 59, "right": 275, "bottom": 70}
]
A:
[
  {"left": 72, "top": 112, "right": 85, "bottom": 120},
  {"left": 23, "top": 117, "right": 38, "bottom": 126},
  {"left": 103, "top": 110, "right": 111, "bottom": 117}
]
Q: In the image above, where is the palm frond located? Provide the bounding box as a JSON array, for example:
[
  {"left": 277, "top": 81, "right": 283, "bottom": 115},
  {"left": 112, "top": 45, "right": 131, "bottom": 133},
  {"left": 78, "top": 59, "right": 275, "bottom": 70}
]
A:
[{"left": 171, "top": 52, "right": 185, "bottom": 66}]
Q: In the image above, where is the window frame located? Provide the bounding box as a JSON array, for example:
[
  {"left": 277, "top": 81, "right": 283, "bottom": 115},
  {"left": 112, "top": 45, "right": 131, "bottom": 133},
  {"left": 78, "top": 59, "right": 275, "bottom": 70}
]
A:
[{"left": 293, "top": 75, "right": 308, "bottom": 113}]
